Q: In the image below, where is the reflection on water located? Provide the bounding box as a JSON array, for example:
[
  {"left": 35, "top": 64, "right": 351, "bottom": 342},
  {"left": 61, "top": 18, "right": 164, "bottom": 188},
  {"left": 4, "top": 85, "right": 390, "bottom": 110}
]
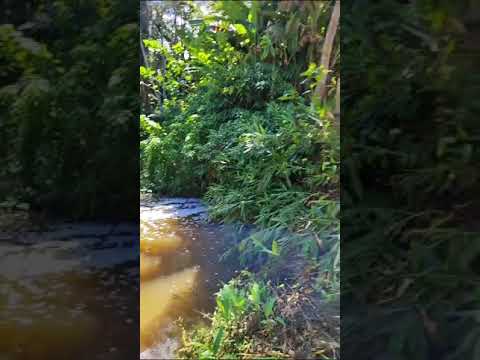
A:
[
  {"left": 140, "top": 219, "right": 184, "bottom": 255},
  {"left": 0, "top": 223, "right": 139, "bottom": 359},
  {"left": 140, "top": 200, "right": 237, "bottom": 358},
  {"left": 140, "top": 266, "right": 198, "bottom": 350}
]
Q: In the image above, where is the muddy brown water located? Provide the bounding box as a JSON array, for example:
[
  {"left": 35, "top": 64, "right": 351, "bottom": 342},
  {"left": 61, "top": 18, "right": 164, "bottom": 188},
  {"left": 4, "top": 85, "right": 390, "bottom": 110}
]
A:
[
  {"left": 140, "top": 199, "right": 242, "bottom": 359},
  {"left": 0, "top": 223, "right": 139, "bottom": 360},
  {"left": 0, "top": 199, "right": 244, "bottom": 359}
]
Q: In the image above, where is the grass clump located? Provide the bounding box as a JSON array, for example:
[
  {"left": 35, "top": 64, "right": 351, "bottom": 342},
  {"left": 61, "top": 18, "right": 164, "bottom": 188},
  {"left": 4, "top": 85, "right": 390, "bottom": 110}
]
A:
[{"left": 180, "top": 272, "right": 339, "bottom": 359}]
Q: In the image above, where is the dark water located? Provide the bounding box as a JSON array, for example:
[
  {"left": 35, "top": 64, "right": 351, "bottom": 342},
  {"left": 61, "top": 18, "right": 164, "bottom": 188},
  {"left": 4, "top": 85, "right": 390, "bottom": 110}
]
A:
[{"left": 0, "top": 223, "right": 139, "bottom": 360}]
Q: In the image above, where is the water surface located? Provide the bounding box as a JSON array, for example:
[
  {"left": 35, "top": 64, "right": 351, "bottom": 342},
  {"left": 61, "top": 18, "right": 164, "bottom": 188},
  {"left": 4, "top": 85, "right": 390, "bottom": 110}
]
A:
[
  {"left": 140, "top": 198, "right": 238, "bottom": 358},
  {"left": 0, "top": 222, "right": 139, "bottom": 359}
]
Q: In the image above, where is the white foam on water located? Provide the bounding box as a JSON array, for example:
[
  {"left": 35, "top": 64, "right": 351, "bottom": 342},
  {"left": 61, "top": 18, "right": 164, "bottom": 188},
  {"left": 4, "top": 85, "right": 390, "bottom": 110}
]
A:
[
  {"left": 141, "top": 198, "right": 208, "bottom": 221},
  {"left": 140, "top": 334, "right": 179, "bottom": 359}
]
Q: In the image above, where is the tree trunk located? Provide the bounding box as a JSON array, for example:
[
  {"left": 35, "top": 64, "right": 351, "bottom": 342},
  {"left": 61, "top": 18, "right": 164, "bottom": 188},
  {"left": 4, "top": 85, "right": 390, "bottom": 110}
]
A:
[
  {"left": 314, "top": 0, "right": 340, "bottom": 104},
  {"left": 335, "top": 77, "right": 340, "bottom": 121},
  {"left": 140, "top": 39, "right": 149, "bottom": 67}
]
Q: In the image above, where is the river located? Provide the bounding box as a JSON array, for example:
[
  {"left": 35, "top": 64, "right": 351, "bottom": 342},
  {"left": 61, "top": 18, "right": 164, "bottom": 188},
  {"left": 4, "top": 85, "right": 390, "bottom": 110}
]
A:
[
  {"left": 140, "top": 197, "right": 242, "bottom": 359},
  {"left": 0, "top": 198, "right": 241, "bottom": 359},
  {"left": 0, "top": 222, "right": 139, "bottom": 359}
]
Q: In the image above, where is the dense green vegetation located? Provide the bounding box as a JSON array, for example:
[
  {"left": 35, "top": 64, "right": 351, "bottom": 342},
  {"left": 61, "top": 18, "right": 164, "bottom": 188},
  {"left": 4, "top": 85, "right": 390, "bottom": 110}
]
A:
[
  {"left": 140, "top": 1, "right": 339, "bottom": 358},
  {"left": 343, "top": 1, "right": 480, "bottom": 358},
  {"left": 0, "top": 0, "right": 138, "bottom": 219}
]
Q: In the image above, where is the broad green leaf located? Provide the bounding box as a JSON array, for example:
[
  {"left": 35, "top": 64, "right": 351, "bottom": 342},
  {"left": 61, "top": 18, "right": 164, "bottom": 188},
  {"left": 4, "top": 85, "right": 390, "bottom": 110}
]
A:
[
  {"left": 143, "top": 39, "right": 161, "bottom": 50},
  {"left": 233, "top": 23, "right": 248, "bottom": 35},
  {"left": 301, "top": 63, "right": 318, "bottom": 78}
]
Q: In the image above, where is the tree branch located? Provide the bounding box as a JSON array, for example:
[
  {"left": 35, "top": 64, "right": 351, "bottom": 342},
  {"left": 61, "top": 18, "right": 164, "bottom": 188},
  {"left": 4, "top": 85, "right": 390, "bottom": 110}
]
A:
[{"left": 314, "top": 0, "right": 340, "bottom": 104}]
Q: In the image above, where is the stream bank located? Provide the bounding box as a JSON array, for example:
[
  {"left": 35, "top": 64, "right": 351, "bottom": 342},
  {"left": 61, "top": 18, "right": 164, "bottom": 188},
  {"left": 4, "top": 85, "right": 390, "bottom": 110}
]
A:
[{"left": 141, "top": 197, "right": 340, "bottom": 359}]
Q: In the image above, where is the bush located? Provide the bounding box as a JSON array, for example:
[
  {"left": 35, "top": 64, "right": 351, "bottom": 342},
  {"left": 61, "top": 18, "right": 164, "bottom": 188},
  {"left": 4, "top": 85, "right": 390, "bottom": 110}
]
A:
[
  {"left": 179, "top": 276, "right": 282, "bottom": 359},
  {"left": 140, "top": 58, "right": 339, "bottom": 283},
  {"left": 0, "top": 1, "right": 139, "bottom": 219}
]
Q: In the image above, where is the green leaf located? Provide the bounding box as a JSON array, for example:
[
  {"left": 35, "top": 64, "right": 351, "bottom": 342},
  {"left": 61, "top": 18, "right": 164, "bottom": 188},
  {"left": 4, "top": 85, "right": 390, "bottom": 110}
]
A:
[
  {"left": 271, "top": 240, "right": 280, "bottom": 256},
  {"left": 143, "top": 39, "right": 162, "bottom": 50},
  {"left": 263, "top": 297, "right": 276, "bottom": 318},
  {"left": 248, "top": 282, "right": 262, "bottom": 308},
  {"left": 212, "top": 327, "right": 224, "bottom": 355},
  {"left": 199, "top": 350, "right": 214, "bottom": 360},
  {"left": 233, "top": 23, "right": 248, "bottom": 36},
  {"left": 172, "top": 42, "right": 184, "bottom": 54},
  {"left": 214, "top": 1, "right": 248, "bottom": 23},
  {"left": 216, "top": 32, "right": 229, "bottom": 47},
  {"left": 248, "top": 1, "right": 260, "bottom": 26},
  {"left": 301, "top": 63, "right": 318, "bottom": 78},
  {"left": 140, "top": 66, "right": 155, "bottom": 78}
]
